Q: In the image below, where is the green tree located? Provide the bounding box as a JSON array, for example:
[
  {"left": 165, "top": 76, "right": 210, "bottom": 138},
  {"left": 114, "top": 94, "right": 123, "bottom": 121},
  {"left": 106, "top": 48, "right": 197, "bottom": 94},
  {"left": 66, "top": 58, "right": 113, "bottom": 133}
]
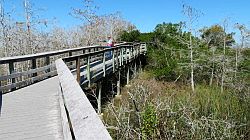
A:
[
  {"left": 119, "top": 30, "right": 140, "bottom": 42},
  {"left": 200, "top": 24, "right": 235, "bottom": 47}
]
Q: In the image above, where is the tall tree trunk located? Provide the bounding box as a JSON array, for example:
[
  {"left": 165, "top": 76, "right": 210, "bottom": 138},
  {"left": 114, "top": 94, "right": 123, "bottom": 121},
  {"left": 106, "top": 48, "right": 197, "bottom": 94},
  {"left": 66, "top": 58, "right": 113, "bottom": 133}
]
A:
[
  {"left": 221, "top": 27, "right": 226, "bottom": 93},
  {"left": 190, "top": 32, "right": 195, "bottom": 93},
  {"left": 210, "top": 47, "right": 215, "bottom": 86}
]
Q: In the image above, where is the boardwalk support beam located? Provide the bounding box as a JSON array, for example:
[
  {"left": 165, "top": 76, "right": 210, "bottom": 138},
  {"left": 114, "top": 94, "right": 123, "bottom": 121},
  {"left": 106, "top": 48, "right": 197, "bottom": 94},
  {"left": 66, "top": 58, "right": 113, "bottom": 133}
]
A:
[
  {"left": 97, "top": 81, "right": 102, "bottom": 114},
  {"left": 127, "top": 66, "right": 130, "bottom": 85},
  {"left": 117, "top": 70, "right": 121, "bottom": 96}
]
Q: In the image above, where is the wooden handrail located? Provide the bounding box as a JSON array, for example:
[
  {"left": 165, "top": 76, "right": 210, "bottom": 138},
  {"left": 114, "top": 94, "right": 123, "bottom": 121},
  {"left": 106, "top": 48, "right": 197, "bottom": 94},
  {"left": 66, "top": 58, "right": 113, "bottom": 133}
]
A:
[
  {"left": 0, "top": 42, "right": 129, "bottom": 64},
  {"left": 0, "top": 42, "right": 146, "bottom": 93},
  {"left": 56, "top": 59, "right": 112, "bottom": 139}
]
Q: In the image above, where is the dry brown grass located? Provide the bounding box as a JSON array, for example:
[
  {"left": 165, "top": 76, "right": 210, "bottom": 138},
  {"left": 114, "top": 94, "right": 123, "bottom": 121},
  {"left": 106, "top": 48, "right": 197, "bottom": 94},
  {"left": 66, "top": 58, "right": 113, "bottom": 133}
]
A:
[{"left": 103, "top": 72, "right": 249, "bottom": 140}]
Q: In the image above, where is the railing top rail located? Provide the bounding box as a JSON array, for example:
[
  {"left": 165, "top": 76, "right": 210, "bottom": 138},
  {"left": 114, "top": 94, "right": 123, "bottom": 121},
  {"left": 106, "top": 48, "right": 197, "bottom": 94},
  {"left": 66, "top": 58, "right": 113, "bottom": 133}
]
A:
[
  {"left": 0, "top": 45, "right": 95, "bottom": 64},
  {"left": 0, "top": 42, "right": 130, "bottom": 64},
  {"left": 56, "top": 59, "right": 112, "bottom": 139},
  {"left": 62, "top": 42, "right": 142, "bottom": 62}
]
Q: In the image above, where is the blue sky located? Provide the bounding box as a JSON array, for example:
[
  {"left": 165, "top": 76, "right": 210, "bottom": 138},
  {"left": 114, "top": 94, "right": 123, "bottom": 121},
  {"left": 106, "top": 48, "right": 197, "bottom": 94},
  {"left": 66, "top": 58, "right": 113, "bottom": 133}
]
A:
[{"left": 3, "top": 0, "right": 250, "bottom": 34}]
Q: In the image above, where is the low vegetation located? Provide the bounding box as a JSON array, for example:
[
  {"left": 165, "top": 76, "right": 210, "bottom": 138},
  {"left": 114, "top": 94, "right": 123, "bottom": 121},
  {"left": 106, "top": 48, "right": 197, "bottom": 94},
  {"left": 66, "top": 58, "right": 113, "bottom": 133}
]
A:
[
  {"left": 104, "top": 18, "right": 249, "bottom": 139},
  {"left": 103, "top": 72, "right": 249, "bottom": 139}
]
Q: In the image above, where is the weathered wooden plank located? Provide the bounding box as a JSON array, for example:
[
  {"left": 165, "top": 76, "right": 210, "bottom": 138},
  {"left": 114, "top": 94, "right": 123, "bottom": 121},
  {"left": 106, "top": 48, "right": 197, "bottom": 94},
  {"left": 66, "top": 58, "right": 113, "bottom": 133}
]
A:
[
  {"left": 9, "top": 61, "right": 15, "bottom": 91},
  {"left": 31, "top": 59, "right": 37, "bottom": 77},
  {"left": 0, "top": 45, "right": 102, "bottom": 64},
  {"left": 0, "top": 71, "right": 57, "bottom": 92},
  {"left": 56, "top": 59, "right": 112, "bottom": 140},
  {"left": 0, "top": 77, "right": 64, "bottom": 140},
  {"left": 62, "top": 44, "right": 132, "bottom": 63},
  {"left": 58, "top": 84, "right": 72, "bottom": 140},
  {"left": 0, "top": 64, "right": 55, "bottom": 81}
]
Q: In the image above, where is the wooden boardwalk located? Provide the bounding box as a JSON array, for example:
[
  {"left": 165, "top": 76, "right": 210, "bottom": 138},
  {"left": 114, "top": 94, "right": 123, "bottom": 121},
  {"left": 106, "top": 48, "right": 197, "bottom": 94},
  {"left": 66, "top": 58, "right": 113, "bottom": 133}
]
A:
[
  {"left": 0, "top": 77, "right": 63, "bottom": 140},
  {"left": 0, "top": 42, "right": 146, "bottom": 139}
]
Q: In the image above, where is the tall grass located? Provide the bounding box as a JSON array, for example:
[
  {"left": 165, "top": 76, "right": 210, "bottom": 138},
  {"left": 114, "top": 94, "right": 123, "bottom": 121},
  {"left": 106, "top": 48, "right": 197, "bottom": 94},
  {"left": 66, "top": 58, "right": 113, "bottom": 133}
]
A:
[{"left": 103, "top": 73, "right": 249, "bottom": 139}]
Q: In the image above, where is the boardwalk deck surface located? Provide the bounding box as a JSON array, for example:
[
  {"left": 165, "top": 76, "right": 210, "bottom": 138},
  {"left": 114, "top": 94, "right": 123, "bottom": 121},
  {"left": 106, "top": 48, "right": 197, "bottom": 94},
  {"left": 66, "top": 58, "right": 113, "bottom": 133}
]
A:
[
  {"left": 0, "top": 43, "right": 145, "bottom": 140},
  {"left": 0, "top": 77, "right": 64, "bottom": 140},
  {"left": 0, "top": 60, "right": 113, "bottom": 140}
]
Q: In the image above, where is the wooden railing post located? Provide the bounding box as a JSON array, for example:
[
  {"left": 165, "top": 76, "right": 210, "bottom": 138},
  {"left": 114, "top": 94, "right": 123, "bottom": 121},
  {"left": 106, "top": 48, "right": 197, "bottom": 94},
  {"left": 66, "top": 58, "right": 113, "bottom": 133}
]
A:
[
  {"left": 132, "top": 45, "right": 135, "bottom": 59},
  {"left": 116, "top": 49, "right": 119, "bottom": 69},
  {"left": 45, "top": 56, "right": 50, "bottom": 73},
  {"left": 31, "top": 59, "right": 37, "bottom": 77},
  {"left": 121, "top": 47, "right": 124, "bottom": 66},
  {"left": 112, "top": 49, "right": 115, "bottom": 72},
  {"left": 87, "top": 55, "right": 91, "bottom": 87},
  {"left": 68, "top": 51, "right": 73, "bottom": 66},
  {"left": 9, "top": 61, "right": 15, "bottom": 91},
  {"left": 0, "top": 80, "right": 2, "bottom": 94},
  {"left": 125, "top": 46, "right": 128, "bottom": 64},
  {"left": 103, "top": 52, "right": 106, "bottom": 77},
  {"left": 119, "top": 48, "right": 122, "bottom": 67},
  {"left": 136, "top": 44, "right": 138, "bottom": 57},
  {"left": 76, "top": 57, "right": 81, "bottom": 84},
  {"left": 129, "top": 47, "right": 132, "bottom": 62}
]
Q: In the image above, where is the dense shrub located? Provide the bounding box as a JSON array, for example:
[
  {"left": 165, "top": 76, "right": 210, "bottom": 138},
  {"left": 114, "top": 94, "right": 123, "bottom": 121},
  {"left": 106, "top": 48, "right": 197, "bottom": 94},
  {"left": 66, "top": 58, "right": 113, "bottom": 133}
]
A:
[{"left": 103, "top": 73, "right": 250, "bottom": 140}]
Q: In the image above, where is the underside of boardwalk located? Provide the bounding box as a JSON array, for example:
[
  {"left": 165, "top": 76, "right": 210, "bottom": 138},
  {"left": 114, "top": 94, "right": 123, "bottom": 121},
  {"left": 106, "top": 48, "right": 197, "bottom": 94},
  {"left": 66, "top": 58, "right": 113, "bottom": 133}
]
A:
[{"left": 0, "top": 42, "right": 147, "bottom": 139}]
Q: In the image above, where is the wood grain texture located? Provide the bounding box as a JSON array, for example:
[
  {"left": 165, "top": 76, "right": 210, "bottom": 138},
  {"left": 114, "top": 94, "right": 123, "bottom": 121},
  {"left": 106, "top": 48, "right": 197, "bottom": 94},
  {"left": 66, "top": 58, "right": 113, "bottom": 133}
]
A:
[
  {"left": 56, "top": 59, "right": 112, "bottom": 140},
  {"left": 0, "top": 77, "right": 65, "bottom": 140}
]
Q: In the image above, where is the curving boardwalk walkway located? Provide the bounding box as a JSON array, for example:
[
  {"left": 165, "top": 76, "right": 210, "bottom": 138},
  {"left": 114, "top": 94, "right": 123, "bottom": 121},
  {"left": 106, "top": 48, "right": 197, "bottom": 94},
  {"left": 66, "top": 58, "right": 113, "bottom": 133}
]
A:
[
  {"left": 0, "top": 77, "right": 63, "bottom": 140},
  {"left": 0, "top": 58, "right": 113, "bottom": 140},
  {"left": 0, "top": 43, "right": 146, "bottom": 139}
]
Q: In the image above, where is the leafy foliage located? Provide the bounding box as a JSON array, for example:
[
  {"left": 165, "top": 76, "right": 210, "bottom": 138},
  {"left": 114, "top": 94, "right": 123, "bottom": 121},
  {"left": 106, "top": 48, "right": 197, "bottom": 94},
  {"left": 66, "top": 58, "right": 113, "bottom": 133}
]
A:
[
  {"left": 200, "top": 24, "right": 235, "bottom": 47},
  {"left": 141, "top": 104, "right": 158, "bottom": 139}
]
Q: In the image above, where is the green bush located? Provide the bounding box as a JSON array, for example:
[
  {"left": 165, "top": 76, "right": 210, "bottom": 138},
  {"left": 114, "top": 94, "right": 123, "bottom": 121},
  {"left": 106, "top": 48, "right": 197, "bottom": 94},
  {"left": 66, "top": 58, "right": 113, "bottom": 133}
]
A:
[{"left": 141, "top": 104, "right": 158, "bottom": 139}]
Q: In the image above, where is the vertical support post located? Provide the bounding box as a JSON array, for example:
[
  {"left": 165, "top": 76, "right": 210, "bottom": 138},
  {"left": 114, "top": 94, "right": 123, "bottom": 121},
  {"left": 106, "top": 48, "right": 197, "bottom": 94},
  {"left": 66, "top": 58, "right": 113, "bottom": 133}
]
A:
[
  {"left": 139, "top": 57, "right": 142, "bottom": 72},
  {"left": 45, "top": 56, "right": 50, "bottom": 73},
  {"left": 83, "top": 49, "right": 86, "bottom": 54},
  {"left": 119, "top": 48, "right": 122, "bottom": 67},
  {"left": 124, "top": 47, "right": 127, "bottom": 64},
  {"left": 121, "top": 47, "right": 124, "bottom": 66},
  {"left": 69, "top": 52, "right": 73, "bottom": 66},
  {"left": 69, "top": 52, "right": 72, "bottom": 57},
  {"left": 103, "top": 52, "right": 106, "bottom": 77},
  {"left": 134, "top": 44, "right": 137, "bottom": 58},
  {"left": 129, "top": 47, "right": 132, "bottom": 62},
  {"left": 88, "top": 49, "right": 91, "bottom": 61},
  {"left": 117, "top": 70, "right": 121, "bottom": 96},
  {"left": 112, "top": 49, "right": 115, "bottom": 72},
  {"left": 9, "top": 62, "right": 15, "bottom": 91},
  {"left": 0, "top": 80, "right": 2, "bottom": 111},
  {"left": 31, "top": 59, "right": 37, "bottom": 77},
  {"left": 87, "top": 55, "right": 91, "bottom": 87},
  {"left": 116, "top": 49, "right": 119, "bottom": 69},
  {"left": 127, "top": 66, "right": 130, "bottom": 85},
  {"left": 132, "top": 45, "right": 135, "bottom": 59},
  {"left": 97, "top": 82, "right": 102, "bottom": 114},
  {"left": 138, "top": 44, "right": 140, "bottom": 56},
  {"left": 76, "top": 57, "right": 81, "bottom": 84},
  {"left": 134, "top": 60, "right": 137, "bottom": 76},
  {"left": 0, "top": 80, "right": 2, "bottom": 94}
]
